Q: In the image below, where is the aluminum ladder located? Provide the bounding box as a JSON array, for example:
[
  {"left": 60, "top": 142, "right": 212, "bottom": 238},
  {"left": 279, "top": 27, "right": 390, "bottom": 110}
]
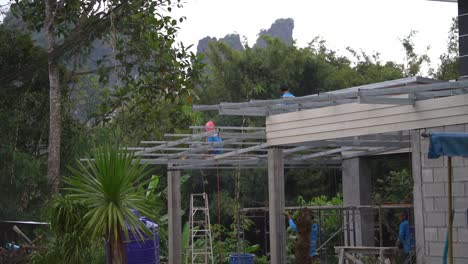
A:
[{"left": 186, "top": 193, "right": 214, "bottom": 264}]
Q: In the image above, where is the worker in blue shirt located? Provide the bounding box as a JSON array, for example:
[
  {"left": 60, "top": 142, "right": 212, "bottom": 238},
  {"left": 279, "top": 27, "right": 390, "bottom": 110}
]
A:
[
  {"left": 287, "top": 211, "right": 319, "bottom": 260},
  {"left": 204, "top": 120, "right": 223, "bottom": 154},
  {"left": 280, "top": 84, "right": 295, "bottom": 98},
  {"left": 398, "top": 212, "right": 410, "bottom": 255}
]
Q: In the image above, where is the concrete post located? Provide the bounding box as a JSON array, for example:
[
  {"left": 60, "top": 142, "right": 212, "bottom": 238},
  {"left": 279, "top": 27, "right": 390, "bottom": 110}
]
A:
[
  {"left": 168, "top": 167, "right": 182, "bottom": 264},
  {"left": 411, "top": 130, "right": 425, "bottom": 263},
  {"left": 268, "top": 148, "right": 286, "bottom": 264},
  {"left": 342, "top": 157, "right": 374, "bottom": 246}
]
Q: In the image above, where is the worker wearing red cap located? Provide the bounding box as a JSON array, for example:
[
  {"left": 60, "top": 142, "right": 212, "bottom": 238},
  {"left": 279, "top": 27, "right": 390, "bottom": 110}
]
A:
[{"left": 205, "top": 121, "right": 223, "bottom": 154}]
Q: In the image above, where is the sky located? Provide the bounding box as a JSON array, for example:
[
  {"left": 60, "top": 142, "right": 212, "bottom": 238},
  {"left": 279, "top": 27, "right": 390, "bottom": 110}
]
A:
[
  {"left": 1, "top": 0, "right": 458, "bottom": 69},
  {"left": 172, "top": 0, "right": 458, "bottom": 68}
]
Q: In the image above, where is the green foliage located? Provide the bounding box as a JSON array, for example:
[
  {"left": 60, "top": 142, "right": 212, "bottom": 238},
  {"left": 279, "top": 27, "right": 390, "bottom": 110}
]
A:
[
  {"left": 92, "top": 98, "right": 202, "bottom": 145},
  {"left": 374, "top": 169, "right": 413, "bottom": 204},
  {"left": 289, "top": 194, "right": 343, "bottom": 263},
  {"left": 199, "top": 35, "right": 405, "bottom": 103},
  {"left": 211, "top": 218, "right": 266, "bottom": 264},
  {"left": 12, "top": 0, "right": 204, "bottom": 124},
  {"left": 31, "top": 196, "right": 105, "bottom": 264},
  {"left": 433, "top": 17, "right": 459, "bottom": 80},
  {"left": 66, "top": 145, "right": 156, "bottom": 239},
  {"left": 0, "top": 26, "right": 49, "bottom": 220},
  {"left": 296, "top": 194, "right": 343, "bottom": 236},
  {"left": 400, "top": 30, "right": 431, "bottom": 76},
  {"left": 196, "top": 34, "right": 409, "bottom": 132},
  {"left": 65, "top": 145, "right": 156, "bottom": 262},
  {"left": 286, "top": 168, "right": 341, "bottom": 205}
]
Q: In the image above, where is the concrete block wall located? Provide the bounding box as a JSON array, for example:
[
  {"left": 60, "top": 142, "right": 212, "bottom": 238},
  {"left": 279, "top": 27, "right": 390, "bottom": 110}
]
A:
[{"left": 412, "top": 125, "right": 468, "bottom": 264}]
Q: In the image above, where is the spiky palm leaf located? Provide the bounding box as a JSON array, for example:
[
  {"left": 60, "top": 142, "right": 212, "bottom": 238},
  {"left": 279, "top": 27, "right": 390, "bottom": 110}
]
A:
[{"left": 65, "top": 145, "right": 156, "bottom": 263}]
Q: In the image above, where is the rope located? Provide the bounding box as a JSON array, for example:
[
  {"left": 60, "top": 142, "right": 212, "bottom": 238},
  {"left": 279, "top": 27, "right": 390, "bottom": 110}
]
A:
[
  {"left": 216, "top": 164, "right": 223, "bottom": 261},
  {"left": 236, "top": 166, "right": 241, "bottom": 252}
]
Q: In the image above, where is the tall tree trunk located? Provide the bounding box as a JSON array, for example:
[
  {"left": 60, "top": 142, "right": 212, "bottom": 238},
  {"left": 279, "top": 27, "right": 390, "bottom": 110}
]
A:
[
  {"left": 45, "top": 0, "right": 61, "bottom": 194},
  {"left": 108, "top": 229, "right": 126, "bottom": 264}
]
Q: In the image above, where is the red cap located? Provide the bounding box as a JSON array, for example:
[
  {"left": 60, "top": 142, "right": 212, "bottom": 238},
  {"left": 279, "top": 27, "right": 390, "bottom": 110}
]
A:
[{"left": 205, "top": 120, "right": 215, "bottom": 132}]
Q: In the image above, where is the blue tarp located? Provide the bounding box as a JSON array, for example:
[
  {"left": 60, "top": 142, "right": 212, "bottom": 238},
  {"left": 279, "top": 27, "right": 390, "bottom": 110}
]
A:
[
  {"left": 428, "top": 132, "right": 468, "bottom": 159},
  {"left": 124, "top": 216, "right": 160, "bottom": 264},
  {"left": 426, "top": 132, "right": 468, "bottom": 264}
]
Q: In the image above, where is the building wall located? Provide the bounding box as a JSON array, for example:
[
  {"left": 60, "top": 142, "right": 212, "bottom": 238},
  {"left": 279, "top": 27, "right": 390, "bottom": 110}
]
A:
[{"left": 412, "top": 125, "right": 468, "bottom": 264}]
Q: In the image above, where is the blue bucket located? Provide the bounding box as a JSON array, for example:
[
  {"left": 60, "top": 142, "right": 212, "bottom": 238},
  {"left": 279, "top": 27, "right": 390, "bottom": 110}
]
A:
[{"left": 229, "top": 253, "right": 254, "bottom": 264}]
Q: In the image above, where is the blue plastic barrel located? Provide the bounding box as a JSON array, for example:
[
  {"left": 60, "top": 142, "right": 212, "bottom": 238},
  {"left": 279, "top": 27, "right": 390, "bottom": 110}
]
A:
[
  {"left": 122, "top": 212, "right": 160, "bottom": 264},
  {"left": 229, "top": 253, "right": 254, "bottom": 264},
  {"left": 124, "top": 226, "right": 159, "bottom": 264}
]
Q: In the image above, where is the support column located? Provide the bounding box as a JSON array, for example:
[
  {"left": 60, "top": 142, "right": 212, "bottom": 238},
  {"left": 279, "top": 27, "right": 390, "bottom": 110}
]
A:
[
  {"left": 342, "top": 157, "right": 374, "bottom": 246},
  {"left": 268, "top": 148, "right": 286, "bottom": 264},
  {"left": 411, "top": 130, "right": 425, "bottom": 264},
  {"left": 168, "top": 167, "right": 182, "bottom": 264}
]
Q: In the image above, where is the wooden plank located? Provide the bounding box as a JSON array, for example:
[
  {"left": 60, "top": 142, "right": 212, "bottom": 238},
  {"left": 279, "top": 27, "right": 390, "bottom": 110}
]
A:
[
  {"left": 359, "top": 96, "right": 415, "bottom": 105},
  {"left": 268, "top": 105, "right": 468, "bottom": 139},
  {"left": 218, "top": 92, "right": 357, "bottom": 108},
  {"left": 268, "top": 114, "right": 468, "bottom": 145},
  {"left": 344, "top": 251, "right": 364, "bottom": 264},
  {"left": 360, "top": 79, "right": 468, "bottom": 96},
  {"left": 219, "top": 108, "right": 268, "bottom": 116},
  {"left": 192, "top": 104, "right": 220, "bottom": 111},
  {"left": 411, "top": 130, "right": 425, "bottom": 264},
  {"left": 163, "top": 132, "right": 266, "bottom": 139},
  {"left": 155, "top": 133, "right": 260, "bottom": 160},
  {"left": 213, "top": 143, "right": 269, "bottom": 160},
  {"left": 341, "top": 147, "right": 402, "bottom": 159},
  {"left": 338, "top": 248, "right": 345, "bottom": 264},
  {"left": 267, "top": 93, "right": 468, "bottom": 132},
  {"left": 268, "top": 148, "right": 286, "bottom": 264},
  {"left": 189, "top": 126, "right": 265, "bottom": 131},
  {"left": 300, "top": 99, "right": 357, "bottom": 109},
  {"left": 135, "top": 131, "right": 216, "bottom": 155},
  {"left": 283, "top": 146, "right": 312, "bottom": 155},
  {"left": 220, "top": 132, "right": 266, "bottom": 139},
  {"left": 168, "top": 168, "right": 182, "bottom": 264},
  {"left": 302, "top": 140, "right": 410, "bottom": 148},
  {"left": 266, "top": 94, "right": 468, "bottom": 145},
  {"left": 298, "top": 147, "right": 353, "bottom": 160},
  {"left": 141, "top": 141, "right": 261, "bottom": 146}
]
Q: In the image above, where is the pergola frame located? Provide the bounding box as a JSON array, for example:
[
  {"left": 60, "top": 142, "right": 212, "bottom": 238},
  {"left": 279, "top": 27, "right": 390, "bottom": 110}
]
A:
[
  {"left": 126, "top": 77, "right": 468, "bottom": 263},
  {"left": 131, "top": 128, "right": 411, "bottom": 170}
]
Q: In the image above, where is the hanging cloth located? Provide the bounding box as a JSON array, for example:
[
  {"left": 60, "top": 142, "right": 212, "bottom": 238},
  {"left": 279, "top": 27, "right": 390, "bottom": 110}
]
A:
[{"left": 428, "top": 132, "right": 468, "bottom": 159}]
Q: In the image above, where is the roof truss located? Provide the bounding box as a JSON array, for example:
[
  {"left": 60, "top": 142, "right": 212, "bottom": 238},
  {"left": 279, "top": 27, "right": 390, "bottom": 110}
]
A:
[{"left": 193, "top": 79, "right": 468, "bottom": 116}]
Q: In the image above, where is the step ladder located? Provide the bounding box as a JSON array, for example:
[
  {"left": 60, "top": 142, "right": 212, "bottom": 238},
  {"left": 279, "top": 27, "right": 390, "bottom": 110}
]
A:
[{"left": 186, "top": 193, "right": 214, "bottom": 264}]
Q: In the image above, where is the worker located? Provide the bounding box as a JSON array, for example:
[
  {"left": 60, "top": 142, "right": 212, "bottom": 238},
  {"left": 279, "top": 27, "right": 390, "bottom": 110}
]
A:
[
  {"left": 398, "top": 212, "right": 410, "bottom": 255},
  {"left": 287, "top": 210, "right": 319, "bottom": 262},
  {"left": 280, "top": 84, "right": 295, "bottom": 98},
  {"left": 204, "top": 120, "right": 223, "bottom": 154}
]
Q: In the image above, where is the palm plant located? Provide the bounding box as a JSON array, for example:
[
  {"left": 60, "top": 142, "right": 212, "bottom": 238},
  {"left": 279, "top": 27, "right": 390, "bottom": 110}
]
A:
[
  {"left": 65, "top": 145, "right": 156, "bottom": 264},
  {"left": 32, "top": 195, "right": 105, "bottom": 264}
]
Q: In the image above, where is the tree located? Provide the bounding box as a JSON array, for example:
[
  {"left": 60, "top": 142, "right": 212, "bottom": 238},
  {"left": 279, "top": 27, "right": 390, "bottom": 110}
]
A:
[
  {"left": 400, "top": 30, "right": 431, "bottom": 77},
  {"left": 12, "top": 0, "right": 202, "bottom": 193},
  {"left": 433, "top": 17, "right": 459, "bottom": 80},
  {"left": 0, "top": 26, "right": 49, "bottom": 219},
  {"left": 66, "top": 145, "right": 155, "bottom": 263}
]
